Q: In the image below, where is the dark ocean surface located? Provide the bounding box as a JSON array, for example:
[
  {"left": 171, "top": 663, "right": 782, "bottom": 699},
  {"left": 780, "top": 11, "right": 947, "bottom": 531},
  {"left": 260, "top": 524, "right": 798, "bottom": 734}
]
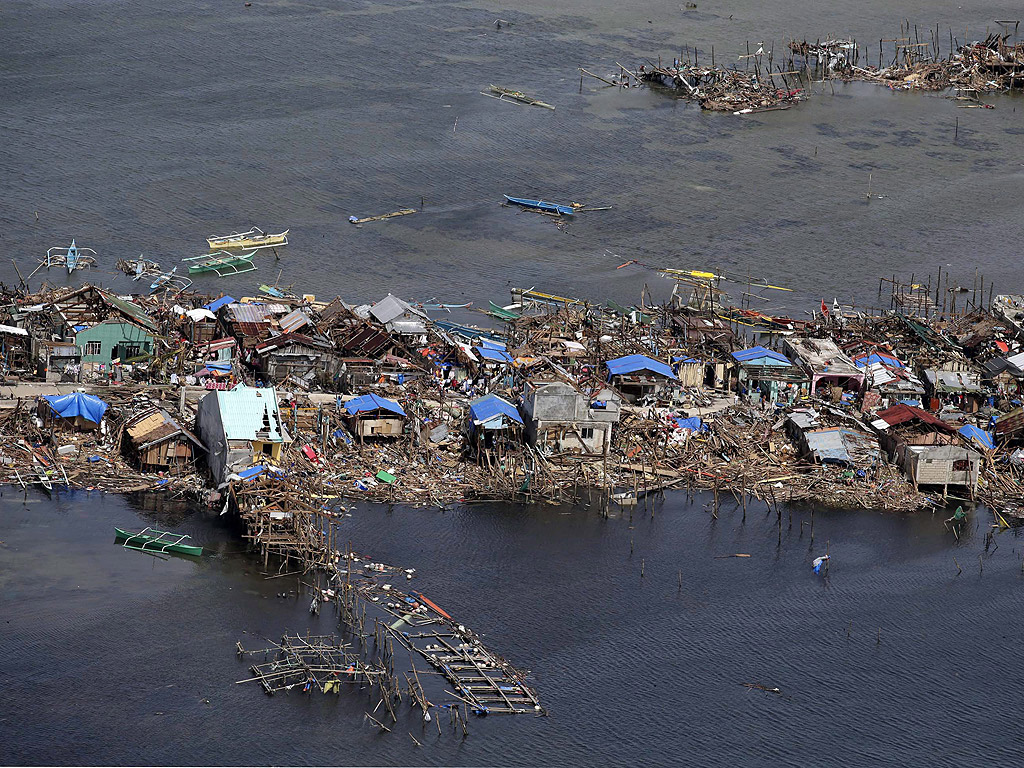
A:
[
  {"left": 2, "top": 1, "right": 1024, "bottom": 765},
  {"left": 2, "top": 489, "right": 1024, "bottom": 766}
]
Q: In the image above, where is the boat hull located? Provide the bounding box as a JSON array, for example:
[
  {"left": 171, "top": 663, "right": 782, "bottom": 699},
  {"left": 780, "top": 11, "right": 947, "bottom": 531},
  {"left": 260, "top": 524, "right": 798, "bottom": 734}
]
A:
[
  {"left": 503, "top": 195, "right": 575, "bottom": 216},
  {"left": 115, "top": 527, "right": 203, "bottom": 556}
]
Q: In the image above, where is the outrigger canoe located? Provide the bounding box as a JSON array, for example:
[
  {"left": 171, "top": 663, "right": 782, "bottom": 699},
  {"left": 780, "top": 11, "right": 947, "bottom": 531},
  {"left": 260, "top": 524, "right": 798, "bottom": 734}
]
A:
[
  {"left": 206, "top": 227, "right": 288, "bottom": 251},
  {"left": 503, "top": 195, "right": 575, "bottom": 216},
  {"left": 183, "top": 249, "right": 258, "bottom": 276},
  {"left": 115, "top": 527, "right": 203, "bottom": 556}
]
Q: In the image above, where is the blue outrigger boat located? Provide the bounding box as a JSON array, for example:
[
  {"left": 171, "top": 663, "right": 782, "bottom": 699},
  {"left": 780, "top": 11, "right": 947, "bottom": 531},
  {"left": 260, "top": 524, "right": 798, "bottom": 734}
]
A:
[{"left": 503, "top": 195, "right": 575, "bottom": 216}]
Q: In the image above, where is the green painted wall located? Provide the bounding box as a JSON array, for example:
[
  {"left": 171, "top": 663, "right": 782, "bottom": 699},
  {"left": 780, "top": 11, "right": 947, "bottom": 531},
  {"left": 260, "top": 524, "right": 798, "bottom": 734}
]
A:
[{"left": 76, "top": 322, "right": 154, "bottom": 363}]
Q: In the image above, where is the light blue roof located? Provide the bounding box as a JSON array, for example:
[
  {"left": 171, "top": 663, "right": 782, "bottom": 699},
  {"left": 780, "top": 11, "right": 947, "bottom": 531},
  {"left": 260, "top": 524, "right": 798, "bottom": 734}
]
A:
[
  {"left": 475, "top": 346, "right": 514, "bottom": 363},
  {"left": 344, "top": 394, "right": 406, "bottom": 417},
  {"left": 43, "top": 392, "right": 108, "bottom": 424},
  {"left": 732, "top": 346, "right": 792, "bottom": 366},
  {"left": 469, "top": 393, "right": 523, "bottom": 427},
  {"left": 215, "top": 385, "right": 285, "bottom": 442},
  {"left": 606, "top": 354, "right": 677, "bottom": 380}
]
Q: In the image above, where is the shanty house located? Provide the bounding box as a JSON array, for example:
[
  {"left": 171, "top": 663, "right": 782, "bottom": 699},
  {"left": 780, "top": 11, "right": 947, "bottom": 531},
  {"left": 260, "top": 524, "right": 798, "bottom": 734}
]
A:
[
  {"left": 798, "top": 427, "right": 881, "bottom": 469},
  {"left": 368, "top": 294, "right": 429, "bottom": 343},
  {"left": 851, "top": 348, "right": 925, "bottom": 406},
  {"left": 466, "top": 393, "right": 524, "bottom": 458},
  {"left": 521, "top": 380, "right": 620, "bottom": 454},
  {"left": 923, "top": 369, "right": 986, "bottom": 413},
  {"left": 219, "top": 303, "right": 273, "bottom": 348},
  {"left": 980, "top": 356, "right": 1024, "bottom": 397},
  {"left": 195, "top": 385, "right": 290, "bottom": 484},
  {"left": 253, "top": 333, "right": 337, "bottom": 387},
  {"left": 782, "top": 338, "right": 865, "bottom": 400},
  {"left": 39, "top": 392, "right": 108, "bottom": 431},
  {"left": 48, "top": 286, "right": 157, "bottom": 374},
  {"left": 344, "top": 394, "right": 406, "bottom": 440},
  {"left": 870, "top": 403, "right": 979, "bottom": 494},
  {"left": 605, "top": 354, "right": 677, "bottom": 403},
  {"left": 34, "top": 340, "right": 81, "bottom": 382},
  {"left": 731, "top": 346, "right": 809, "bottom": 406},
  {"left": 123, "top": 407, "right": 205, "bottom": 473}
]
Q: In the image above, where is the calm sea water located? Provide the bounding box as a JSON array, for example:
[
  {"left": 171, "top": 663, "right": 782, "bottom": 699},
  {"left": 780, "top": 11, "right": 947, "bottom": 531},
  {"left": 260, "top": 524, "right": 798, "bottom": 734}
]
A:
[
  {"left": 2, "top": 1, "right": 1023, "bottom": 313},
  {"left": 3, "top": 1, "right": 1024, "bottom": 765},
  {"left": 2, "top": 488, "right": 1024, "bottom": 766}
]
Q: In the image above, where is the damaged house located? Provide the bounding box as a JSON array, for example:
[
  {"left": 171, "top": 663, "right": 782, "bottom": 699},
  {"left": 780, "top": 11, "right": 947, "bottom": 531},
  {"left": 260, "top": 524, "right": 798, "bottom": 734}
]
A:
[
  {"left": 195, "top": 385, "right": 290, "bottom": 483},
  {"left": 521, "top": 379, "right": 621, "bottom": 455}
]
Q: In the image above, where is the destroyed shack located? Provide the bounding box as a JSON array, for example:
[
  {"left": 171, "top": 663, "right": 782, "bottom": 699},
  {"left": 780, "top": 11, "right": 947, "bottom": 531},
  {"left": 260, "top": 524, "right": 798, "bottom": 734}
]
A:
[
  {"left": 344, "top": 393, "right": 406, "bottom": 440},
  {"left": 923, "top": 369, "right": 986, "bottom": 413},
  {"left": 220, "top": 303, "right": 273, "bottom": 349},
  {"left": 799, "top": 427, "right": 881, "bottom": 469},
  {"left": 980, "top": 355, "right": 1024, "bottom": 397},
  {"left": 123, "top": 407, "right": 205, "bottom": 473},
  {"left": 521, "top": 379, "right": 620, "bottom": 454},
  {"left": 184, "top": 307, "right": 219, "bottom": 344},
  {"left": 196, "top": 384, "right": 290, "bottom": 483},
  {"left": 871, "top": 403, "right": 978, "bottom": 494},
  {"left": 0, "top": 324, "right": 31, "bottom": 380},
  {"left": 467, "top": 393, "right": 524, "bottom": 458},
  {"left": 33, "top": 340, "right": 81, "bottom": 382},
  {"left": 43, "top": 286, "right": 157, "bottom": 376},
  {"left": 253, "top": 333, "right": 336, "bottom": 387},
  {"left": 783, "top": 338, "right": 865, "bottom": 400},
  {"left": 731, "top": 346, "right": 809, "bottom": 406},
  {"left": 851, "top": 348, "right": 925, "bottom": 407},
  {"left": 39, "top": 392, "right": 108, "bottom": 432},
  {"left": 368, "top": 294, "right": 428, "bottom": 345},
  {"left": 605, "top": 354, "right": 677, "bottom": 403}
]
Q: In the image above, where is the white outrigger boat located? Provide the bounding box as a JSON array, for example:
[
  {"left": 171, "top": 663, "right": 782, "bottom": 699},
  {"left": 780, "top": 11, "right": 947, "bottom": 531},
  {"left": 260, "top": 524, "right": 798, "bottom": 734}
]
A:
[
  {"left": 35, "top": 240, "right": 97, "bottom": 275},
  {"left": 206, "top": 226, "right": 288, "bottom": 251}
]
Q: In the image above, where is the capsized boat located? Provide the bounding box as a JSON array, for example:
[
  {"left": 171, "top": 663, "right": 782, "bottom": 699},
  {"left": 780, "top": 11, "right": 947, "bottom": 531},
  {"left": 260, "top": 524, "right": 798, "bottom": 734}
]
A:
[
  {"left": 149, "top": 266, "right": 193, "bottom": 294},
  {"left": 115, "top": 527, "right": 203, "bottom": 556},
  {"left": 183, "top": 249, "right": 258, "bottom": 276},
  {"left": 485, "top": 85, "right": 555, "bottom": 110},
  {"left": 206, "top": 226, "right": 288, "bottom": 251},
  {"left": 503, "top": 195, "right": 576, "bottom": 216}
]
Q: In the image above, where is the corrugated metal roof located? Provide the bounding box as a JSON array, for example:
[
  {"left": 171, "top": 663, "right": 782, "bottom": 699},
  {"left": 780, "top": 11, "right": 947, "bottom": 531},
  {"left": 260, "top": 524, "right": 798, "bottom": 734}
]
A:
[
  {"left": 279, "top": 309, "right": 311, "bottom": 333},
  {"left": 226, "top": 304, "right": 271, "bottom": 324},
  {"left": 370, "top": 294, "right": 427, "bottom": 325},
  {"left": 213, "top": 385, "right": 286, "bottom": 442},
  {"left": 875, "top": 403, "right": 954, "bottom": 432},
  {"left": 731, "top": 346, "right": 792, "bottom": 366}
]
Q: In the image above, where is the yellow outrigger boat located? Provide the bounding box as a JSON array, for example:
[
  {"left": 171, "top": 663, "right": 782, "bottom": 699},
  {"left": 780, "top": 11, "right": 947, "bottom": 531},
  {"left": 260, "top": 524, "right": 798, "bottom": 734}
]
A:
[{"left": 206, "top": 226, "right": 289, "bottom": 251}]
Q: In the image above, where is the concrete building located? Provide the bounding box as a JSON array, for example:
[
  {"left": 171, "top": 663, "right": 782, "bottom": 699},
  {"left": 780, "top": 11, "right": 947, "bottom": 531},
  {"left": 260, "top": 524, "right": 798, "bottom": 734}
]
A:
[{"left": 521, "top": 380, "right": 621, "bottom": 454}]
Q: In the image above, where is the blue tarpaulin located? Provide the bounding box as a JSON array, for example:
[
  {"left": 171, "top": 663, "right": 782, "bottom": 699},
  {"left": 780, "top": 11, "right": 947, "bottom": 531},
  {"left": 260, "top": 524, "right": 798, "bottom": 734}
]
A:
[
  {"left": 475, "top": 346, "right": 514, "bottom": 363},
  {"left": 469, "top": 393, "right": 523, "bottom": 427},
  {"left": 204, "top": 295, "right": 235, "bottom": 313},
  {"left": 673, "top": 416, "right": 707, "bottom": 433},
  {"left": 344, "top": 394, "right": 406, "bottom": 417},
  {"left": 958, "top": 424, "right": 994, "bottom": 450},
  {"left": 606, "top": 354, "right": 677, "bottom": 380},
  {"left": 43, "top": 392, "right": 108, "bottom": 424}
]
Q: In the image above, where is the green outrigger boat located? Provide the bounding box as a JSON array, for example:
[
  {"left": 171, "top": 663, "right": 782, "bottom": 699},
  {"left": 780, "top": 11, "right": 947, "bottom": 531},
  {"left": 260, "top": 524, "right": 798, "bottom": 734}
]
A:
[
  {"left": 182, "top": 249, "right": 258, "bottom": 277},
  {"left": 115, "top": 527, "right": 203, "bottom": 556}
]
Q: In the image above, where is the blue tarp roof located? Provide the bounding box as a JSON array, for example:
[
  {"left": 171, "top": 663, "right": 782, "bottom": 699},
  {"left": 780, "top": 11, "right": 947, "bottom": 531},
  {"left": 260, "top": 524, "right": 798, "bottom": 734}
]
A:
[
  {"left": 206, "top": 361, "right": 232, "bottom": 372},
  {"left": 469, "top": 393, "right": 523, "bottom": 426},
  {"left": 731, "top": 346, "right": 792, "bottom": 366},
  {"left": 959, "top": 424, "right": 995, "bottom": 450},
  {"left": 673, "top": 356, "right": 700, "bottom": 364},
  {"left": 854, "top": 351, "right": 904, "bottom": 369},
  {"left": 344, "top": 394, "right": 406, "bottom": 417},
  {"left": 204, "top": 295, "right": 235, "bottom": 313},
  {"left": 236, "top": 465, "right": 285, "bottom": 481},
  {"left": 475, "top": 346, "right": 514, "bottom": 363},
  {"left": 43, "top": 392, "right": 109, "bottom": 423},
  {"left": 606, "top": 354, "right": 677, "bottom": 380},
  {"left": 478, "top": 338, "right": 507, "bottom": 350}
]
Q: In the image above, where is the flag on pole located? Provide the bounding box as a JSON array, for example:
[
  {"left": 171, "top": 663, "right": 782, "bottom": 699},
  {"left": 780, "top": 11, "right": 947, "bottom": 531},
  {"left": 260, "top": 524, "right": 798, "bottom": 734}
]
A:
[
  {"left": 820, "top": 299, "right": 829, "bottom": 317},
  {"left": 812, "top": 555, "right": 830, "bottom": 574}
]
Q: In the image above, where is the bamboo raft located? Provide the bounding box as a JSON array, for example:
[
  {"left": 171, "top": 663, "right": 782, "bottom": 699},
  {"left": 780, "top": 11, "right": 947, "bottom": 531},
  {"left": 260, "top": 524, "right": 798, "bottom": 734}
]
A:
[{"left": 482, "top": 85, "right": 555, "bottom": 110}]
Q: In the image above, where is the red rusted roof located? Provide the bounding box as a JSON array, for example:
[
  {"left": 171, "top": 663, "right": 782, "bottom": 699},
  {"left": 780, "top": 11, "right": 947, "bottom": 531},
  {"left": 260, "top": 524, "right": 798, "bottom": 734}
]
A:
[{"left": 876, "top": 403, "right": 954, "bottom": 432}]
